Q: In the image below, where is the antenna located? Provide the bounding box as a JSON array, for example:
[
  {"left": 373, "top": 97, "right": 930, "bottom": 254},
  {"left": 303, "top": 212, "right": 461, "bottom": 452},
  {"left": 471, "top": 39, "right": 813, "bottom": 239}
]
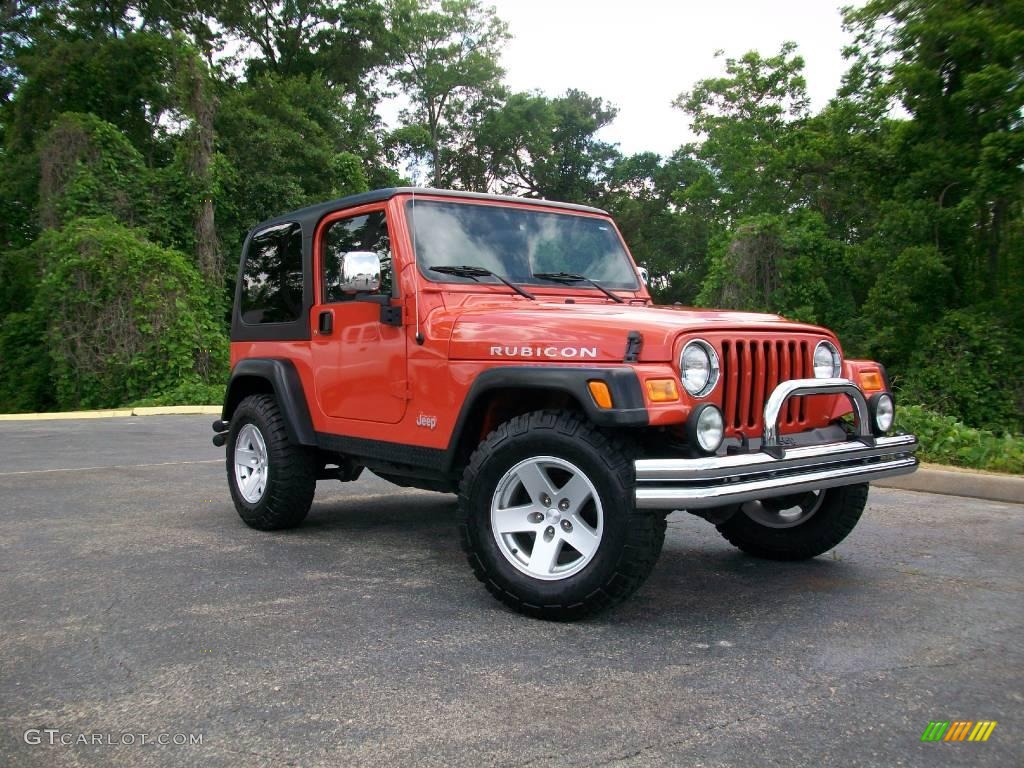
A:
[{"left": 410, "top": 177, "right": 424, "bottom": 345}]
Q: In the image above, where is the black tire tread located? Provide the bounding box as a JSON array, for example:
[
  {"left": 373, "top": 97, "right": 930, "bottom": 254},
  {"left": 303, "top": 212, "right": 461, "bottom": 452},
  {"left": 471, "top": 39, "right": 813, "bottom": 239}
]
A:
[
  {"left": 227, "top": 394, "right": 316, "bottom": 531},
  {"left": 457, "top": 409, "right": 665, "bottom": 620},
  {"left": 716, "top": 483, "right": 869, "bottom": 560}
]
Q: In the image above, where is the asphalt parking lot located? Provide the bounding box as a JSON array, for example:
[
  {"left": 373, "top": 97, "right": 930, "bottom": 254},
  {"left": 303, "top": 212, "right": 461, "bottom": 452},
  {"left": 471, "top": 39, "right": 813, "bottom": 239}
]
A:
[{"left": 0, "top": 415, "right": 1021, "bottom": 767}]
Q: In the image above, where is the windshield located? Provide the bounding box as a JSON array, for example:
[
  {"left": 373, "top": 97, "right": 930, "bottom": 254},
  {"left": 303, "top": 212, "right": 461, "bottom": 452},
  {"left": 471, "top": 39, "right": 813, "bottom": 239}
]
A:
[{"left": 407, "top": 200, "right": 640, "bottom": 291}]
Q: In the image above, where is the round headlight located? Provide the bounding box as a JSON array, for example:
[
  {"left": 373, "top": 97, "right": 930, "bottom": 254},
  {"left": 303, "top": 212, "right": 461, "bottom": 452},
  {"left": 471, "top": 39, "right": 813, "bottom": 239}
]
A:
[
  {"left": 687, "top": 403, "right": 724, "bottom": 454},
  {"left": 695, "top": 405, "right": 724, "bottom": 453},
  {"left": 871, "top": 392, "right": 895, "bottom": 433},
  {"left": 813, "top": 341, "right": 841, "bottom": 379},
  {"left": 680, "top": 340, "right": 720, "bottom": 397}
]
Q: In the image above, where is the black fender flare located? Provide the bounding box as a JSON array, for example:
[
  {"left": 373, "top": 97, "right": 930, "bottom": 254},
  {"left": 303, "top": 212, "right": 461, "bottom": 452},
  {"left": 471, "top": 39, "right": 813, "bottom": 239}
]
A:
[
  {"left": 221, "top": 358, "right": 317, "bottom": 446},
  {"left": 444, "top": 366, "right": 649, "bottom": 470},
  {"left": 457, "top": 366, "right": 649, "bottom": 429}
]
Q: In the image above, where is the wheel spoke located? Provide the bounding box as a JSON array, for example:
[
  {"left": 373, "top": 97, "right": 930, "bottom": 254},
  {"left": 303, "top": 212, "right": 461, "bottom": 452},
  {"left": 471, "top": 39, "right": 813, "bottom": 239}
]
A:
[
  {"left": 741, "top": 491, "right": 824, "bottom": 529},
  {"left": 562, "top": 518, "right": 600, "bottom": 558},
  {"left": 557, "top": 473, "right": 593, "bottom": 515},
  {"left": 235, "top": 448, "right": 258, "bottom": 466},
  {"left": 493, "top": 504, "right": 540, "bottom": 534},
  {"left": 241, "top": 469, "right": 260, "bottom": 495},
  {"left": 528, "top": 532, "right": 562, "bottom": 575},
  {"left": 515, "top": 462, "right": 556, "bottom": 504}
]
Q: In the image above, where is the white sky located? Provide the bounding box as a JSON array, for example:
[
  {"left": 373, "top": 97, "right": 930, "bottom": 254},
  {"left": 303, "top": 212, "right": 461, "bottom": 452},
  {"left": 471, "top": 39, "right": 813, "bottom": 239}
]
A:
[{"left": 486, "top": 0, "right": 862, "bottom": 157}]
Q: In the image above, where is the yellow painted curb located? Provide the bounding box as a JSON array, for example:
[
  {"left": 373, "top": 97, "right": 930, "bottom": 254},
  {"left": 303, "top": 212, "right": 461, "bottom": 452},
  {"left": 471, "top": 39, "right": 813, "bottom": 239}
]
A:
[
  {"left": 0, "top": 406, "right": 221, "bottom": 421},
  {"left": 0, "top": 409, "right": 134, "bottom": 421},
  {"left": 131, "top": 405, "right": 222, "bottom": 416}
]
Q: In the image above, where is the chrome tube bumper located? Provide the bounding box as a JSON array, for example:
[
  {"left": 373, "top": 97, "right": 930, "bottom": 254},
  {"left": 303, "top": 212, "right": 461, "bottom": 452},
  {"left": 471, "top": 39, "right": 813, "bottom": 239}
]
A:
[{"left": 634, "top": 378, "right": 919, "bottom": 511}]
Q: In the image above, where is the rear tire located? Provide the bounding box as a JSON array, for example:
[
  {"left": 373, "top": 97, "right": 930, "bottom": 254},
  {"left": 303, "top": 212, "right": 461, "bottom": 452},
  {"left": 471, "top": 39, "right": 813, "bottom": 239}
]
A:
[
  {"left": 716, "top": 483, "right": 869, "bottom": 560},
  {"left": 458, "top": 410, "right": 665, "bottom": 621},
  {"left": 227, "top": 394, "right": 317, "bottom": 531}
]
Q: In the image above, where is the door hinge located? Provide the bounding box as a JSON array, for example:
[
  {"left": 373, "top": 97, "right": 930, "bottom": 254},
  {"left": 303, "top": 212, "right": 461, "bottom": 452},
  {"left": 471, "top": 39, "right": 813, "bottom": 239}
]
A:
[{"left": 380, "top": 303, "right": 402, "bottom": 327}]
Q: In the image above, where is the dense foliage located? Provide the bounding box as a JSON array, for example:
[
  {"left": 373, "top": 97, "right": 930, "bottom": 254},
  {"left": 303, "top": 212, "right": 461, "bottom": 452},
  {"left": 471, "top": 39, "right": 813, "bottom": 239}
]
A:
[
  {"left": 896, "top": 405, "right": 1024, "bottom": 474},
  {"left": 0, "top": 1, "right": 1021, "bottom": 454},
  {"left": 0, "top": 217, "right": 227, "bottom": 410}
]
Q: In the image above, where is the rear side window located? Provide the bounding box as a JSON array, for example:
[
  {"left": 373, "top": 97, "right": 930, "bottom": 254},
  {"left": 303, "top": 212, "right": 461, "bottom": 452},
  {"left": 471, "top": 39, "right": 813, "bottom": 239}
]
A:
[{"left": 240, "top": 222, "right": 304, "bottom": 324}]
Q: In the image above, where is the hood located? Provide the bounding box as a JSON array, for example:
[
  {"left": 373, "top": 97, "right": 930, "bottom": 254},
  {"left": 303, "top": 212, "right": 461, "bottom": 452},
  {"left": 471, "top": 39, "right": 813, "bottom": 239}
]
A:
[{"left": 442, "top": 300, "right": 833, "bottom": 362}]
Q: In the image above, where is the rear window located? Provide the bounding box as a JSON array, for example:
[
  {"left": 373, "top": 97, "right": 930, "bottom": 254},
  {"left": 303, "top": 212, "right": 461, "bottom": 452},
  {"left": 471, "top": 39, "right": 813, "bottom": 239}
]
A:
[{"left": 240, "top": 222, "right": 304, "bottom": 324}]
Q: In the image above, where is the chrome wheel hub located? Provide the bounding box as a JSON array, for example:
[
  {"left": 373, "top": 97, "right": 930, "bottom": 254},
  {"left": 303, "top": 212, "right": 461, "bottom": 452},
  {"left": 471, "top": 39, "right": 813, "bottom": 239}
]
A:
[
  {"left": 741, "top": 490, "right": 825, "bottom": 529},
  {"left": 490, "top": 456, "right": 604, "bottom": 581},
  {"left": 234, "top": 424, "right": 268, "bottom": 504}
]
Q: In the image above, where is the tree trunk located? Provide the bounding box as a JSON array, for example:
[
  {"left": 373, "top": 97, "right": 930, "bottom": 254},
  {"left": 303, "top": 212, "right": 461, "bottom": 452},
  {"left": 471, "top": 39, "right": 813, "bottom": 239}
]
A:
[
  {"left": 188, "top": 59, "right": 220, "bottom": 284},
  {"left": 987, "top": 197, "right": 1005, "bottom": 299},
  {"left": 431, "top": 143, "right": 442, "bottom": 188}
]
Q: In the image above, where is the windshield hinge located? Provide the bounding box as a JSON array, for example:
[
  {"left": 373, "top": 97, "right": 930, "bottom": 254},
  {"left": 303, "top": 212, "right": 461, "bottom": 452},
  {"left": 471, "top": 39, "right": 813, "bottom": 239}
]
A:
[{"left": 623, "top": 330, "right": 643, "bottom": 363}]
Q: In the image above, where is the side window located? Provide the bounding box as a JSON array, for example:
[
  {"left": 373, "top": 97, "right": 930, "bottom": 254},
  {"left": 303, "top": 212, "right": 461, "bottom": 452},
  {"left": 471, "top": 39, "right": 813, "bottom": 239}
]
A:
[
  {"left": 323, "top": 210, "right": 393, "bottom": 303},
  {"left": 240, "top": 222, "right": 304, "bottom": 324}
]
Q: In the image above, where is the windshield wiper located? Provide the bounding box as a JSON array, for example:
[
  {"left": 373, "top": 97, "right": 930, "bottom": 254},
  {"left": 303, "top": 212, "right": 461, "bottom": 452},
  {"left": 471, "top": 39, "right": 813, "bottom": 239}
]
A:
[
  {"left": 429, "top": 265, "right": 535, "bottom": 300},
  {"left": 532, "top": 272, "right": 625, "bottom": 303}
]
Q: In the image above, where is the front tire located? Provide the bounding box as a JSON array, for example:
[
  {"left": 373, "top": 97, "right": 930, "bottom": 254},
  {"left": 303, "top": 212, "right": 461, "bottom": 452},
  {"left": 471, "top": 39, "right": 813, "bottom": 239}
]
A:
[
  {"left": 227, "top": 394, "right": 317, "bottom": 530},
  {"left": 716, "top": 483, "right": 869, "bottom": 560},
  {"left": 458, "top": 410, "right": 665, "bottom": 621}
]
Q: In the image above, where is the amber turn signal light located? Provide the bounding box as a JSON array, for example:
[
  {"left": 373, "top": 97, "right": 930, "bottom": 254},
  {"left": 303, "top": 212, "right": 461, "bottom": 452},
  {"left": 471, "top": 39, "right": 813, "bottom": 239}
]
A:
[
  {"left": 587, "top": 380, "right": 613, "bottom": 409},
  {"left": 645, "top": 378, "right": 679, "bottom": 402},
  {"left": 859, "top": 370, "right": 884, "bottom": 392}
]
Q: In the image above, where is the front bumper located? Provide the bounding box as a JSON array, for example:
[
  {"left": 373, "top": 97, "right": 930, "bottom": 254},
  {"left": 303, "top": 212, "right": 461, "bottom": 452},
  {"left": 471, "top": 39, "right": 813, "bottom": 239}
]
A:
[{"left": 634, "top": 378, "right": 919, "bottom": 511}]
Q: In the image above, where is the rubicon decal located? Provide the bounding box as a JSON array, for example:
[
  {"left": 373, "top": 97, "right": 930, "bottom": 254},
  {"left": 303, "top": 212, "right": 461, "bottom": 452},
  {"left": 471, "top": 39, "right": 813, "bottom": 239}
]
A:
[
  {"left": 920, "top": 720, "right": 997, "bottom": 742},
  {"left": 489, "top": 346, "right": 598, "bottom": 359}
]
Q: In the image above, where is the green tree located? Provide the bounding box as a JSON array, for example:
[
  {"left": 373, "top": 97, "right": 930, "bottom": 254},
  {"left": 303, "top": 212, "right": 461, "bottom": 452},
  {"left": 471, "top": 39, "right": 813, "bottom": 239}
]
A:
[
  {"left": 4, "top": 30, "right": 182, "bottom": 159},
  {"left": 843, "top": 0, "right": 1024, "bottom": 300},
  {"left": 673, "top": 43, "right": 811, "bottom": 222},
  {"left": 604, "top": 150, "right": 715, "bottom": 304},
  {"left": 388, "top": 0, "right": 508, "bottom": 187},
  {"left": 219, "top": 0, "right": 391, "bottom": 88},
  {"left": 469, "top": 89, "right": 620, "bottom": 201},
  {"left": 215, "top": 73, "right": 370, "bottom": 255}
]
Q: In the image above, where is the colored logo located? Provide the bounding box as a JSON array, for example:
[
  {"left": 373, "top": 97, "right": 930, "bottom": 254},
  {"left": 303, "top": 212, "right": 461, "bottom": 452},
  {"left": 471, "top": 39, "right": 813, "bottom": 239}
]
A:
[{"left": 921, "top": 721, "right": 997, "bottom": 742}]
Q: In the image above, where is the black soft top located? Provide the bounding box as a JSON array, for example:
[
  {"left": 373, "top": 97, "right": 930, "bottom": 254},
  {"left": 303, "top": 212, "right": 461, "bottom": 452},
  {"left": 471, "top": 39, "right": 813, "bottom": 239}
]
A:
[{"left": 252, "top": 187, "right": 608, "bottom": 233}]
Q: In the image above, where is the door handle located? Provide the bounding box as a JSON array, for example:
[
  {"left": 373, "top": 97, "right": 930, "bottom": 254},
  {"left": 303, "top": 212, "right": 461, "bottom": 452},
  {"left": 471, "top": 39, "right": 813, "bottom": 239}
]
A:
[{"left": 318, "top": 310, "right": 333, "bottom": 335}]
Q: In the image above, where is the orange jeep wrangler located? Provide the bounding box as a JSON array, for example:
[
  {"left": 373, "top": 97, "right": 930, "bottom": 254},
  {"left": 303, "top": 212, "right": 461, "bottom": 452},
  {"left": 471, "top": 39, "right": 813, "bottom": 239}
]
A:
[{"left": 213, "top": 188, "right": 918, "bottom": 620}]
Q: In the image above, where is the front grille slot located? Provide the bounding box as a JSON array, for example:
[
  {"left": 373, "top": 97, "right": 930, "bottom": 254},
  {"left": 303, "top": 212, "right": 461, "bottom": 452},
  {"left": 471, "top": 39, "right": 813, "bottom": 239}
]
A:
[{"left": 720, "top": 338, "right": 813, "bottom": 432}]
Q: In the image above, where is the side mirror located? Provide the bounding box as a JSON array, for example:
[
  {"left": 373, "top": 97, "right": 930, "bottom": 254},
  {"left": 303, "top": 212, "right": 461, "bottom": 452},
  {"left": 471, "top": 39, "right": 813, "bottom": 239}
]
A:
[
  {"left": 338, "top": 251, "right": 382, "bottom": 294},
  {"left": 638, "top": 266, "right": 650, "bottom": 286}
]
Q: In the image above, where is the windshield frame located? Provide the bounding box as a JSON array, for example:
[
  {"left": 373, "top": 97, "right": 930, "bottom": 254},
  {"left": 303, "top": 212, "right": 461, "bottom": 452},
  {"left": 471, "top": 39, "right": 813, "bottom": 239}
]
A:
[{"left": 404, "top": 197, "right": 642, "bottom": 293}]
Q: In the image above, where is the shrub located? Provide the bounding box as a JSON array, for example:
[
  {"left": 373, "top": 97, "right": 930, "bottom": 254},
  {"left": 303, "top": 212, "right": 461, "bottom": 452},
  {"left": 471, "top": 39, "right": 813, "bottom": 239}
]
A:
[
  {"left": 898, "top": 308, "right": 1024, "bottom": 434},
  {"left": 896, "top": 404, "right": 1024, "bottom": 474},
  {"left": 859, "top": 245, "right": 954, "bottom": 367},
  {"left": 23, "top": 217, "right": 228, "bottom": 410},
  {"left": 0, "top": 310, "right": 54, "bottom": 412},
  {"left": 38, "top": 113, "right": 153, "bottom": 231},
  {"left": 697, "top": 211, "right": 856, "bottom": 329},
  {"left": 127, "top": 379, "right": 226, "bottom": 408}
]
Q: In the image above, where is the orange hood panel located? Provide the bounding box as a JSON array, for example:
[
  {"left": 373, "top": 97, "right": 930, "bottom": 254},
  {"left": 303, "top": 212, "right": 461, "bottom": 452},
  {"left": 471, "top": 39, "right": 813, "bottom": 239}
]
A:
[{"left": 443, "top": 300, "right": 832, "bottom": 362}]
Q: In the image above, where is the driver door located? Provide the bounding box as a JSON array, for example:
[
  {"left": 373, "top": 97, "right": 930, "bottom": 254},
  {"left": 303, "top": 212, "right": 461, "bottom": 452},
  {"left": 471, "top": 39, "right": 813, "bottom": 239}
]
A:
[{"left": 310, "top": 206, "right": 408, "bottom": 423}]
